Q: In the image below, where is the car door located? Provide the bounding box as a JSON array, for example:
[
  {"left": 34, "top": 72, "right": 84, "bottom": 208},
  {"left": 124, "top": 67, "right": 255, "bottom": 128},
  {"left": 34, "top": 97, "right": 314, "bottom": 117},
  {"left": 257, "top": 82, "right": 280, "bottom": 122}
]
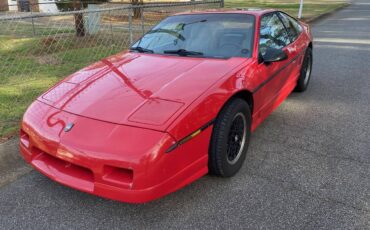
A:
[
  {"left": 252, "top": 12, "right": 293, "bottom": 125},
  {"left": 277, "top": 12, "right": 307, "bottom": 82}
]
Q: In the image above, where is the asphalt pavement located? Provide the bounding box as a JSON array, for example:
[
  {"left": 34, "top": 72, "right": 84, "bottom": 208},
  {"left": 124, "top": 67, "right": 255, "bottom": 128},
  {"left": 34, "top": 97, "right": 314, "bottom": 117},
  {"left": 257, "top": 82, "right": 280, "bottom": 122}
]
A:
[{"left": 1, "top": 1, "right": 370, "bottom": 229}]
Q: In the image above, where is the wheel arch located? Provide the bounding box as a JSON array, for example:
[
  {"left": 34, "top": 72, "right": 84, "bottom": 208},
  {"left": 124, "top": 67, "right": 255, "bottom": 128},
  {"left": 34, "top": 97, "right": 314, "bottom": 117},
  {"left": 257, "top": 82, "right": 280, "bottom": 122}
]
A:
[
  {"left": 224, "top": 90, "right": 254, "bottom": 116},
  {"left": 308, "top": 41, "right": 313, "bottom": 49}
]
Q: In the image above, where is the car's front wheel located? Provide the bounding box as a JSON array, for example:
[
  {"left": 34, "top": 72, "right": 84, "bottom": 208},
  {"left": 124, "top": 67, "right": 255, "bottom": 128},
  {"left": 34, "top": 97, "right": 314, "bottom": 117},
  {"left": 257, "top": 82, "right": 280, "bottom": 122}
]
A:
[{"left": 209, "top": 98, "right": 251, "bottom": 177}]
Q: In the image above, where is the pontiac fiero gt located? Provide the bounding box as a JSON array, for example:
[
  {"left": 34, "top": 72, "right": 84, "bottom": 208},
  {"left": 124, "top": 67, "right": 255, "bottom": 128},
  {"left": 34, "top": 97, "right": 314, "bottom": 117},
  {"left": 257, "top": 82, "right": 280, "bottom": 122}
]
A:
[{"left": 20, "top": 9, "right": 313, "bottom": 203}]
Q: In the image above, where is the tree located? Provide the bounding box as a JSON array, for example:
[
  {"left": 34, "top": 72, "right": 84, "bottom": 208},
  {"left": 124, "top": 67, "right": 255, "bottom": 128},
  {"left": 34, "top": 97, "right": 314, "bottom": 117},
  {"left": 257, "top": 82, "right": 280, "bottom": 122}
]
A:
[
  {"left": 131, "top": 0, "right": 143, "bottom": 19},
  {"left": 55, "top": 0, "right": 108, "bottom": 37},
  {"left": 73, "top": 0, "right": 85, "bottom": 37}
]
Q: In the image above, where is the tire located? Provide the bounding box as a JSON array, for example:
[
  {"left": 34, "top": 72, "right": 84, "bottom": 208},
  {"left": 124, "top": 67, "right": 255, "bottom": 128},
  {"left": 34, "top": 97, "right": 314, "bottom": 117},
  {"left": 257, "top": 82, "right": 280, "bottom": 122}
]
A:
[
  {"left": 209, "top": 98, "right": 251, "bottom": 177},
  {"left": 295, "top": 47, "right": 313, "bottom": 92}
]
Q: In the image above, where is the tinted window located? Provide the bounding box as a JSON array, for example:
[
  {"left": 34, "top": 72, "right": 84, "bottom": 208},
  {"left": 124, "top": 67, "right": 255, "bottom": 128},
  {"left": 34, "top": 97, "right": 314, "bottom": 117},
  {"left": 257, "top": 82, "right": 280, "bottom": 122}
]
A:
[
  {"left": 278, "top": 12, "right": 302, "bottom": 42},
  {"left": 131, "top": 14, "right": 255, "bottom": 58},
  {"left": 259, "top": 13, "right": 290, "bottom": 56}
]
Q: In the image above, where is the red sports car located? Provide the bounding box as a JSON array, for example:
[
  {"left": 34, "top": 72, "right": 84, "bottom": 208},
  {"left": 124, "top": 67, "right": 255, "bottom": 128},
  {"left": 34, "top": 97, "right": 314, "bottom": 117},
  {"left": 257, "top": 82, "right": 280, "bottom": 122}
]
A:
[{"left": 20, "top": 9, "right": 313, "bottom": 203}]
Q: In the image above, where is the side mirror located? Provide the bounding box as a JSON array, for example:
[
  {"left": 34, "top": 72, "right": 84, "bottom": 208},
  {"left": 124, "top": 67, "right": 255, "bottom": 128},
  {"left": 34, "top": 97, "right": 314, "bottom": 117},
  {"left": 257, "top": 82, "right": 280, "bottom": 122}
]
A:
[{"left": 261, "top": 48, "right": 288, "bottom": 64}]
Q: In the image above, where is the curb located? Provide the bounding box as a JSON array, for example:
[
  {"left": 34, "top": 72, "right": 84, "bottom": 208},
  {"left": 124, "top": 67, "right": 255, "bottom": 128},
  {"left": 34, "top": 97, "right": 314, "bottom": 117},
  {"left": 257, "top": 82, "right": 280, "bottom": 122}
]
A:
[
  {"left": 0, "top": 138, "right": 32, "bottom": 188},
  {"left": 304, "top": 3, "right": 350, "bottom": 24}
]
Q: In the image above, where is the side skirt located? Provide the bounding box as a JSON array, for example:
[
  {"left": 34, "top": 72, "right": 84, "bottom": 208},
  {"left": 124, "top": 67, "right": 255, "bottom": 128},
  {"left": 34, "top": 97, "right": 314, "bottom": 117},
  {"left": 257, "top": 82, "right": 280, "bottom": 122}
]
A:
[{"left": 251, "top": 77, "right": 298, "bottom": 132}]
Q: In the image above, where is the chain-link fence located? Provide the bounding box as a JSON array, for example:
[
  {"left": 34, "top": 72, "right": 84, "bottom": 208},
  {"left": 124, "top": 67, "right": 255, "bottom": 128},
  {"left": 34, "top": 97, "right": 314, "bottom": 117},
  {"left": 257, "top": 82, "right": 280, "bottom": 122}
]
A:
[{"left": 0, "top": 0, "right": 222, "bottom": 139}]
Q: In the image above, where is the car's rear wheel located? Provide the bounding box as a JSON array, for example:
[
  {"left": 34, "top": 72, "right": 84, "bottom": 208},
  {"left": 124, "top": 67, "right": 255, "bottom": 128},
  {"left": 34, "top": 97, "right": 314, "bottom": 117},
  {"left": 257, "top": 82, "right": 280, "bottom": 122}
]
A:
[
  {"left": 209, "top": 98, "right": 251, "bottom": 177},
  {"left": 295, "top": 47, "right": 313, "bottom": 92}
]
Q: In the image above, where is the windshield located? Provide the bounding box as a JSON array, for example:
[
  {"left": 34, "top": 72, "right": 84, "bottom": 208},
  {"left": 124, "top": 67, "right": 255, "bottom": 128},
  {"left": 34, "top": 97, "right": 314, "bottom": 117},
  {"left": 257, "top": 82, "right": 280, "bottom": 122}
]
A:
[{"left": 130, "top": 13, "right": 255, "bottom": 59}]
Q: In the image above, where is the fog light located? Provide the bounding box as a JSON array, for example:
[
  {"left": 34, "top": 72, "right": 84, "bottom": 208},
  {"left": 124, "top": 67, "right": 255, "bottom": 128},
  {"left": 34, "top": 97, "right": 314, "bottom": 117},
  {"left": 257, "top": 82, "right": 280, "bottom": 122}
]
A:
[
  {"left": 20, "top": 129, "right": 30, "bottom": 148},
  {"left": 102, "top": 165, "right": 133, "bottom": 187}
]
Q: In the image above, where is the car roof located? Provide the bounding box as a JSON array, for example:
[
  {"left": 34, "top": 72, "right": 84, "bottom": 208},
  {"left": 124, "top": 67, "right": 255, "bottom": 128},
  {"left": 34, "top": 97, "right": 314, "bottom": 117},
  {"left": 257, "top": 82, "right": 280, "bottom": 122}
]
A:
[{"left": 174, "top": 8, "right": 276, "bottom": 17}]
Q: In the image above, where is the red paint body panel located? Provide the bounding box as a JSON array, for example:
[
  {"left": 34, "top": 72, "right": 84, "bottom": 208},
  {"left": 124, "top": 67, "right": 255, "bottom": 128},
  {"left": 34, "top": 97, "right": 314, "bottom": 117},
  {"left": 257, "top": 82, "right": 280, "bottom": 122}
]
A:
[
  {"left": 39, "top": 53, "right": 246, "bottom": 132},
  {"left": 20, "top": 10, "right": 313, "bottom": 203},
  {"left": 20, "top": 100, "right": 211, "bottom": 202}
]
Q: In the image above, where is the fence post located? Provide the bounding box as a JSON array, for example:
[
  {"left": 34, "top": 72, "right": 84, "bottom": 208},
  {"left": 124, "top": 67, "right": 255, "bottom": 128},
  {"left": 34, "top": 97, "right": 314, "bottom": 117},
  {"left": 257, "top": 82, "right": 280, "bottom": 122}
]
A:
[
  {"left": 220, "top": 0, "right": 224, "bottom": 8},
  {"left": 128, "top": 8, "right": 133, "bottom": 44},
  {"left": 109, "top": 9, "right": 113, "bottom": 41},
  {"left": 141, "top": 7, "right": 145, "bottom": 36},
  {"left": 30, "top": 5, "right": 36, "bottom": 36}
]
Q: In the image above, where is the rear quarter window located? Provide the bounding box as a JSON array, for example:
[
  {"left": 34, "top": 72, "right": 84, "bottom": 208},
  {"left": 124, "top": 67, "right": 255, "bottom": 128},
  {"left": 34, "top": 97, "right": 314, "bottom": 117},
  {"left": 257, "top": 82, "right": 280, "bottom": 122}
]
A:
[{"left": 278, "top": 12, "right": 303, "bottom": 42}]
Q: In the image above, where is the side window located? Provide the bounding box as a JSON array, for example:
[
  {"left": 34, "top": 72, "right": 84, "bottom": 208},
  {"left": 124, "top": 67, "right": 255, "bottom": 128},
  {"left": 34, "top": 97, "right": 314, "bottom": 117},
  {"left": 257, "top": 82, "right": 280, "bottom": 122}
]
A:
[
  {"left": 278, "top": 12, "right": 302, "bottom": 42},
  {"left": 259, "top": 13, "right": 290, "bottom": 56}
]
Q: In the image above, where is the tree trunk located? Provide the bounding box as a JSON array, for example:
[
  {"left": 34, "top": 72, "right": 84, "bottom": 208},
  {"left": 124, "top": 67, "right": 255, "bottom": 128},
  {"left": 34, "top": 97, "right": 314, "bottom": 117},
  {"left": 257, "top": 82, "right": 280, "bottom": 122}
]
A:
[
  {"left": 0, "top": 0, "right": 9, "bottom": 12},
  {"left": 131, "top": 0, "right": 143, "bottom": 19},
  {"left": 73, "top": 0, "right": 85, "bottom": 37}
]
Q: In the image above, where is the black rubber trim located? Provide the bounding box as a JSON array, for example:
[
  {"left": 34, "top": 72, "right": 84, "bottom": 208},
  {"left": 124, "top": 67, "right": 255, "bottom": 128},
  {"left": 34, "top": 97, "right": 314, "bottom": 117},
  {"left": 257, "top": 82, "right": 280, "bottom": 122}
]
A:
[
  {"left": 252, "top": 49, "right": 305, "bottom": 94},
  {"left": 166, "top": 119, "right": 215, "bottom": 153}
]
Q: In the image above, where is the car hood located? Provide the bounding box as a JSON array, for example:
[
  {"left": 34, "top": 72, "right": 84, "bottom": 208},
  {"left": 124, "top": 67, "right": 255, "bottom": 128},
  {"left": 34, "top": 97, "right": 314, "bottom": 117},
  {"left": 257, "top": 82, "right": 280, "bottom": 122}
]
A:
[{"left": 39, "top": 52, "right": 248, "bottom": 131}]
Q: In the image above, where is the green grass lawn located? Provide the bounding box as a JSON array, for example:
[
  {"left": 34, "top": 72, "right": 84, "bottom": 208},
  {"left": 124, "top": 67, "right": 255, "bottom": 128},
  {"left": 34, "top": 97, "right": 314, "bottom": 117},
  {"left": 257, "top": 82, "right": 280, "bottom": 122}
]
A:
[
  {"left": 0, "top": 33, "right": 124, "bottom": 140},
  {"left": 225, "top": 0, "right": 348, "bottom": 20}
]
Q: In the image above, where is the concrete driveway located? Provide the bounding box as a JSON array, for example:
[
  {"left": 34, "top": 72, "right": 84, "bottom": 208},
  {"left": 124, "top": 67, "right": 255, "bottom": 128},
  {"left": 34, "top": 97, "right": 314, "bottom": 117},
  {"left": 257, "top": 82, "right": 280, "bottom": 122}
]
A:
[{"left": 1, "top": 0, "right": 370, "bottom": 229}]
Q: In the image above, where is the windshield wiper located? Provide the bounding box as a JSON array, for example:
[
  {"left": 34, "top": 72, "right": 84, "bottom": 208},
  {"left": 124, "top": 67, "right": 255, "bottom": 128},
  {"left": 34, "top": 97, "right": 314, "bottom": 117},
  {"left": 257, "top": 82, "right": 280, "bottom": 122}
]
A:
[
  {"left": 163, "top": 49, "right": 203, "bottom": 56},
  {"left": 130, "top": 46, "right": 154, "bottom": 53}
]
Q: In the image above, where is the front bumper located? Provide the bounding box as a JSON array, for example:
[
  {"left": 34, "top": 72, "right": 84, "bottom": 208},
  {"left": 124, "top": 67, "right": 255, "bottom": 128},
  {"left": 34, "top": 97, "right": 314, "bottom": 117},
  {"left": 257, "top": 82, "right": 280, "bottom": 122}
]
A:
[{"left": 19, "top": 101, "right": 211, "bottom": 203}]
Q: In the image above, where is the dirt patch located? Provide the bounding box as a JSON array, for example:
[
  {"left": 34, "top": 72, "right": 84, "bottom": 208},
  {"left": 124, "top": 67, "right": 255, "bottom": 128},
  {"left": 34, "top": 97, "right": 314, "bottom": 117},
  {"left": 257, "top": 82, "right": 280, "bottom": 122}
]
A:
[
  {"left": 35, "top": 54, "right": 62, "bottom": 65},
  {"left": 0, "top": 132, "right": 17, "bottom": 144}
]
